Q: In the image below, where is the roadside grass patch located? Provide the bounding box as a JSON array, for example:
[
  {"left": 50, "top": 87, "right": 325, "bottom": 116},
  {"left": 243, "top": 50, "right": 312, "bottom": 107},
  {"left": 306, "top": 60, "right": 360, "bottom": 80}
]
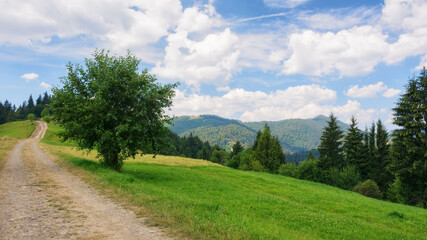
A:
[
  {"left": 0, "top": 120, "right": 35, "bottom": 139},
  {"left": 41, "top": 123, "right": 427, "bottom": 240},
  {"left": 40, "top": 122, "right": 77, "bottom": 147},
  {"left": 0, "top": 120, "right": 34, "bottom": 169},
  {"left": 0, "top": 137, "right": 18, "bottom": 170}
]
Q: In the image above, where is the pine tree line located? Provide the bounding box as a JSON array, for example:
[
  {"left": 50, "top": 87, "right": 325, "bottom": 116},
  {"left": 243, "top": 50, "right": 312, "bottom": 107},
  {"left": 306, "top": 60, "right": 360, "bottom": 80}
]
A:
[
  {"left": 278, "top": 69, "right": 427, "bottom": 208},
  {"left": 0, "top": 92, "right": 52, "bottom": 124}
]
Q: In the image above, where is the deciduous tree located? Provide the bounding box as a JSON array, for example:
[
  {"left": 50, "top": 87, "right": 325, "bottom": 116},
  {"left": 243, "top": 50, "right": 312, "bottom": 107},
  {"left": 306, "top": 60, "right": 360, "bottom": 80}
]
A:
[{"left": 51, "top": 49, "right": 177, "bottom": 171}]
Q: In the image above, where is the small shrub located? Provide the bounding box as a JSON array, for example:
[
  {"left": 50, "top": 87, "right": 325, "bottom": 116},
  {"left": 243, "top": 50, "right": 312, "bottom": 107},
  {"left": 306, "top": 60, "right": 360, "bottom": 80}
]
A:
[
  {"left": 41, "top": 107, "right": 50, "bottom": 118},
  {"left": 354, "top": 179, "right": 383, "bottom": 199},
  {"left": 251, "top": 160, "right": 268, "bottom": 172},
  {"left": 27, "top": 113, "right": 35, "bottom": 121},
  {"left": 225, "top": 154, "right": 241, "bottom": 169},
  {"left": 297, "top": 159, "right": 324, "bottom": 182},
  {"left": 43, "top": 115, "right": 51, "bottom": 123},
  {"left": 238, "top": 148, "right": 253, "bottom": 171},
  {"left": 387, "top": 211, "right": 405, "bottom": 219},
  {"left": 210, "top": 150, "right": 229, "bottom": 164},
  {"left": 278, "top": 163, "right": 298, "bottom": 178},
  {"left": 325, "top": 165, "right": 361, "bottom": 190}
]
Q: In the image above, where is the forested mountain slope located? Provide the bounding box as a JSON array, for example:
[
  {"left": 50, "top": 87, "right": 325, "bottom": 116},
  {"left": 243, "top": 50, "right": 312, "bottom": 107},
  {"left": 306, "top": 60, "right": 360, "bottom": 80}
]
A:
[{"left": 169, "top": 115, "right": 350, "bottom": 153}]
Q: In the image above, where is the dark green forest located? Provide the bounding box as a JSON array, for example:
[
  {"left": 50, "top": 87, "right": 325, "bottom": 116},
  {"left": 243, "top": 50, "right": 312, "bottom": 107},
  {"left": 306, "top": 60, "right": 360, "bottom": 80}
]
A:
[{"left": 0, "top": 92, "right": 51, "bottom": 124}]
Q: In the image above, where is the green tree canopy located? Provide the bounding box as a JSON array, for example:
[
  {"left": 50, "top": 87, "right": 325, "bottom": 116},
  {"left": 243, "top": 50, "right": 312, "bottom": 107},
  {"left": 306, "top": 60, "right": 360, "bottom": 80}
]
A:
[{"left": 51, "top": 49, "right": 177, "bottom": 171}]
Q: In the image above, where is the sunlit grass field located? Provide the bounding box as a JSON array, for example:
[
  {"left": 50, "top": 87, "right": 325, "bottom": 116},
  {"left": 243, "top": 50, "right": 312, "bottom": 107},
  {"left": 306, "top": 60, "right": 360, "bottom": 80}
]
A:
[
  {"left": 41, "top": 122, "right": 427, "bottom": 240},
  {"left": 0, "top": 120, "right": 35, "bottom": 139},
  {"left": 0, "top": 121, "right": 35, "bottom": 169}
]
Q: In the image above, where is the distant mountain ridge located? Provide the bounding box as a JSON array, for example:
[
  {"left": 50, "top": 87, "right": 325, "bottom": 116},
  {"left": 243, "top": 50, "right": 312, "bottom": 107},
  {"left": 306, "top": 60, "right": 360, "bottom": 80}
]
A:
[{"left": 169, "top": 115, "right": 350, "bottom": 153}]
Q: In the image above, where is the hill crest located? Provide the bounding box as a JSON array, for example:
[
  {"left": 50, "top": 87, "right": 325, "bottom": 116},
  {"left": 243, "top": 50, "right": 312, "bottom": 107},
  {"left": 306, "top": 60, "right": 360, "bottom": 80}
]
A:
[{"left": 169, "top": 115, "right": 349, "bottom": 152}]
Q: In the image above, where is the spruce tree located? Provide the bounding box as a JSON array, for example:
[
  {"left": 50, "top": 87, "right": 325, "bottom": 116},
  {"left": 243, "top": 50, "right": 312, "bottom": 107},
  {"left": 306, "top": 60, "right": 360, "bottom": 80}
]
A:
[
  {"left": 367, "top": 123, "right": 378, "bottom": 180},
  {"left": 318, "top": 113, "right": 344, "bottom": 170},
  {"left": 358, "top": 128, "right": 371, "bottom": 179},
  {"left": 375, "top": 119, "right": 392, "bottom": 192},
  {"left": 3, "top": 100, "right": 11, "bottom": 113},
  {"left": 42, "top": 92, "right": 50, "bottom": 105},
  {"left": 252, "top": 125, "right": 284, "bottom": 172},
  {"left": 253, "top": 130, "right": 262, "bottom": 150},
  {"left": 0, "top": 103, "right": 6, "bottom": 124},
  {"left": 6, "top": 110, "right": 16, "bottom": 122},
  {"left": 231, "top": 141, "right": 244, "bottom": 157},
  {"left": 390, "top": 68, "right": 427, "bottom": 207},
  {"left": 307, "top": 150, "right": 315, "bottom": 161},
  {"left": 343, "top": 116, "right": 363, "bottom": 168},
  {"left": 27, "top": 95, "right": 34, "bottom": 111}
]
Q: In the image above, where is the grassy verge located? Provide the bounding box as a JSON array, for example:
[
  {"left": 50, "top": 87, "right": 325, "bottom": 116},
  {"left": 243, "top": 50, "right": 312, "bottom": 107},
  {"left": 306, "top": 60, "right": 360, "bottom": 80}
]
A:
[
  {"left": 0, "top": 137, "right": 19, "bottom": 170},
  {"left": 0, "top": 120, "right": 35, "bottom": 139},
  {"left": 0, "top": 120, "right": 35, "bottom": 169},
  {"left": 40, "top": 122, "right": 77, "bottom": 147},
  {"left": 42, "top": 124, "right": 427, "bottom": 240}
]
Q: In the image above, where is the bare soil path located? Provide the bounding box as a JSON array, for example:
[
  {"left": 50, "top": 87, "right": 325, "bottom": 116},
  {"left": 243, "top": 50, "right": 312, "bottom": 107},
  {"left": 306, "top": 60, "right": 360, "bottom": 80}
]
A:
[{"left": 0, "top": 121, "right": 173, "bottom": 240}]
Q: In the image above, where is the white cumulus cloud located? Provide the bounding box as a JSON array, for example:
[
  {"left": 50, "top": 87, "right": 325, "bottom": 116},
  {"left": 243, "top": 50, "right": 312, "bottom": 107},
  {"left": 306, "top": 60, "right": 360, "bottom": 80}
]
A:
[
  {"left": 282, "top": 26, "right": 389, "bottom": 77},
  {"left": 415, "top": 54, "right": 427, "bottom": 70},
  {"left": 40, "top": 81, "right": 51, "bottom": 89},
  {"left": 345, "top": 82, "right": 401, "bottom": 98},
  {"left": 21, "top": 73, "right": 39, "bottom": 81},
  {"left": 382, "top": 88, "right": 401, "bottom": 98},
  {"left": 151, "top": 28, "right": 240, "bottom": 89},
  {"left": 170, "top": 84, "right": 380, "bottom": 126},
  {"left": 277, "top": 0, "right": 427, "bottom": 78},
  {"left": 0, "top": 0, "right": 183, "bottom": 62}
]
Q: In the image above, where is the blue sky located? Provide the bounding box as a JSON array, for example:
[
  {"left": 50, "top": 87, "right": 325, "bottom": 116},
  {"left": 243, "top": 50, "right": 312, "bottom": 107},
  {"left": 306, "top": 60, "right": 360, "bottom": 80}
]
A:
[{"left": 1, "top": 0, "right": 427, "bottom": 129}]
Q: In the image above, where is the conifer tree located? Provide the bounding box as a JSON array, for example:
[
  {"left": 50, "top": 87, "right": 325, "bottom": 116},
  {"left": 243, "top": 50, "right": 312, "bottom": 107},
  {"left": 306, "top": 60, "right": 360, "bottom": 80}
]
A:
[
  {"left": 42, "top": 92, "right": 50, "bottom": 105},
  {"left": 0, "top": 103, "right": 6, "bottom": 124},
  {"left": 390, "top": 68, "right": 427, "bottom": 207},
  {"left": 343, "top": 116, "right": 363, "bottom": 168},
  {"left": 231, "top": 141, "right": 244, "bottom": 157},
  {"left": 252, "top": 130, "right": 262, "bottom": 150},
  {"left": 27, "top": 95, "right": 34, "bottom": 111},
  {"left": 6, "top": 110, "right": 16, "bottom": 122},
  {"left": 3, "top": 100, "right": 11, "bottom": 113},
  {"left": 252, "top": 125, "right": 285, "bottom": 172},
  {"left": 367, "top": 123, "right": 378, "bottom": 180},
  {"left": 375, "top": 119, "right": 392, "bottom": 191},
  {"left": 358, "top": 128, "right": 371, "bottom": 179},
  {"left": 307, "top": 150, "right": 315, "bottom": 161},
  {"left": 318, "top": 113, "right": 344, "bottom": 170}
]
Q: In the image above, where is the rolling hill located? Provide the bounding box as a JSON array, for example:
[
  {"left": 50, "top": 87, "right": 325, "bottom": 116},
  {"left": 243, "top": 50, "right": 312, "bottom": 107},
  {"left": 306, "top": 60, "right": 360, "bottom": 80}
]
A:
[
  {"left": 39, "top": 122, "right": 427, "bottom": 240},
  {"left": 169, "top": 115, "right": 350, "bottom": 153}
]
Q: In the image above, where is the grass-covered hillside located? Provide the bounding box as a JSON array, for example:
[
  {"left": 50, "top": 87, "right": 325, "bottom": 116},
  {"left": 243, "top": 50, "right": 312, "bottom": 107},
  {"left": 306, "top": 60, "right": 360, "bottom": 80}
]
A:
[
  {"left": 0, "top": 120, "right": 36, "bottom": 169},
  {"left": 170, "top": 115, "right": 253, "bottom": 134},
  {"left": 0, "top": 120, "right": 36, "bottom": 139},
  {"left": 42, "top": 123, "right": 427, "bottom": 240},
  {"left": 244, "top": 115, "right": 350, "bottom": 152},
  {"left": 181, "top": 124, "right": 256, "bottom": 150},
  {"left": 169, "top": 115, "right": 350, "bottom": 152}
]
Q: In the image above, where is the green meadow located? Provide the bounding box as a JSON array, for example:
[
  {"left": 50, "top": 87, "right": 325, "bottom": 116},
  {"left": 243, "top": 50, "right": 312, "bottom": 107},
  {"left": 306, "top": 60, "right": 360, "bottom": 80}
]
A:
[
  {"left": 39, "top": 123, "right": 427, "bottom": 240},
  {"left": 0, "top": 120, "right": 35, "bottom": 139},
  {"left": 0, "top": 121, "right": 35, "bottom": 168}
]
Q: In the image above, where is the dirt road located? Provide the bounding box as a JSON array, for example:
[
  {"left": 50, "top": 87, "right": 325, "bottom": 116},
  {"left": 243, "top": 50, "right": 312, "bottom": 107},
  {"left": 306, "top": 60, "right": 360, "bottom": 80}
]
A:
[{"left": 0, "top": 121, "right": 172, "bottom": 240}]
